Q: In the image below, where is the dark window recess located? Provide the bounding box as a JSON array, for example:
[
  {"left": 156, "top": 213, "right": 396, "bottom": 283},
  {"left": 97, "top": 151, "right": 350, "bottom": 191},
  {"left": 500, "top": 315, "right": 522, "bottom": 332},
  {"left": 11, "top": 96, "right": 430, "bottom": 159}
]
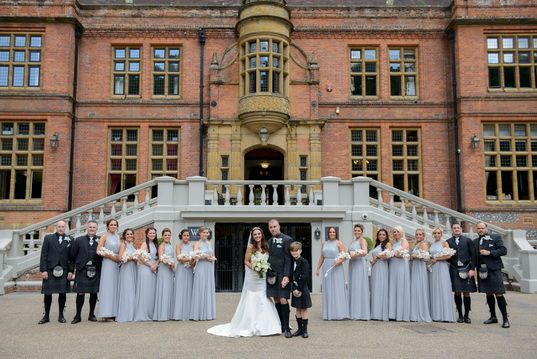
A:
[{"left": 488, "top": 68, "right": 500, "bottom": 88}]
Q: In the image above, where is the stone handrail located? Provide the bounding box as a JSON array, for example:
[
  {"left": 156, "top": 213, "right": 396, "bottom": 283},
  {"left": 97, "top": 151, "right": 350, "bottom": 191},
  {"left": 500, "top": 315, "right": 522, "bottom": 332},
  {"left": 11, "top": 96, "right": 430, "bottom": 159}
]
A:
[{"left": 8, "top": 179, "right": 158, "bottom": 258}]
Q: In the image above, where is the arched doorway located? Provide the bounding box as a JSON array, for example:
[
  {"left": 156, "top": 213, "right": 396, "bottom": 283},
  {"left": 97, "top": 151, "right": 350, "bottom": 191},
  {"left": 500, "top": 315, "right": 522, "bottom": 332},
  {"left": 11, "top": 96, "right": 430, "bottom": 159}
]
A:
[{"left": 244, "top": 147, "right": 284, "bottom": 205}]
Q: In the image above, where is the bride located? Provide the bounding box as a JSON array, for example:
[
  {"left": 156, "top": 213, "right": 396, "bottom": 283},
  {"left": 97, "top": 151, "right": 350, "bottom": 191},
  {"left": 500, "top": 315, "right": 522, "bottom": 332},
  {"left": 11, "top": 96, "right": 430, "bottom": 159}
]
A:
[{"left": 207, "top": 227, "right": 281, "bottom": 337}]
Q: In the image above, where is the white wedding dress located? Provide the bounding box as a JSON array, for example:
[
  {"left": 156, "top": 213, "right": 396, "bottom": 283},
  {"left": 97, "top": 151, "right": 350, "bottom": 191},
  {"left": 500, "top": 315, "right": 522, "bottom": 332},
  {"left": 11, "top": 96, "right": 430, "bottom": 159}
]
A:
[{"left": 207, "top": 255, "right": 281, "bottom": 337}]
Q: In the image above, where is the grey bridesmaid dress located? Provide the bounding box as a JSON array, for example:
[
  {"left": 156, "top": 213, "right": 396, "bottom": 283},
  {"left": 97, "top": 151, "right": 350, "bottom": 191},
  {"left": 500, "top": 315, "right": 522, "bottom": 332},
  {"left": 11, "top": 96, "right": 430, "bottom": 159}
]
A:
[
  {"left": 97, "top": 232, "right": 120, "bottom": 318},
  {"left": 388, "top": 241, "right": 411, "bottom": 321},
  {"left": 172, "top": 242, "right": 194, "bottom": 320},
  {"left": 348, "top": 240, "right": 370, "bottom": 320},
  {"left": 321, "top": 240, "right": 349, "bottom": 320},
  {"left": 190, "top": 240, "right": 216, "bottom": 321},
  {"left": 429, "top": 241, "right": 456, "bottom": 322},
  {"left": 153, "top": 243, "right": 175, "bottom": 321},
  {"left": 409, "top": 245, "right": 432, "bottom": 322},
  {"left": 133, "top": 242, "right": 157, "bottom": 321},
  {"left": 370, "top": 244, "right": 389, "bottom": 321},
  {"left": 117, "top": 242, "right": 137, "bottom": 322}
]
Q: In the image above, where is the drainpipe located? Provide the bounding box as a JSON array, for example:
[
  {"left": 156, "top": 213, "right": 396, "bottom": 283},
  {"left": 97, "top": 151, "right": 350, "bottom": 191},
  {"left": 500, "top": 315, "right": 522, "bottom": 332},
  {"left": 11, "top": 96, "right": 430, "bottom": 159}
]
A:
[
  {"left": 68, "top": 27, "right": 81, "bottom": 211},
  {"left": 198, "top": 28, "right": 206, "bottom": 177},
  {"left": 448, "top": 30, "right": 463, "bottom": 213}
]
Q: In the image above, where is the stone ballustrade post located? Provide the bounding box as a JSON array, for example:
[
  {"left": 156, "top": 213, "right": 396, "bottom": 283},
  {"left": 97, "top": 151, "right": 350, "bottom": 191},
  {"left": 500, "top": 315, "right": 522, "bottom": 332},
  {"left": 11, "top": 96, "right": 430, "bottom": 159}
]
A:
[
  {"left": 321, "top": 176, "right": 340, "bottom": 206},
  {"left": 186, "top": 176, "right": 207, "bottom": 206},
  {"left": 352, "top": 176, "right": 371, "bottom": 206}
]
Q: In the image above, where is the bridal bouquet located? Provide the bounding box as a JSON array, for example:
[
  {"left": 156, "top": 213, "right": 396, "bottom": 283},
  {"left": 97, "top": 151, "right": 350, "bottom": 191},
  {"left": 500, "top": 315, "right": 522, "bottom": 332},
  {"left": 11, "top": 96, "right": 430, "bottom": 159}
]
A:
[
  {"left": 324, "top": 252, "right": 351, "bottom": 277},
  {"left": 432, "top": 247, "right": 456, "bottom": 258},
  {"left": 177, "top": 253, "right": 193, "bottom": 268},
  {"left": 393, "top": 248, "right": 410, "bottom": 259},
  {"left": 412, "top": 249, "right": 430, "bottom": 261},
  {"left": 251, "top": 252, "right": 271, "bottom": 278},
  {"left": 97, "top": 246, "right": 114, "bottom": 257},
  {"left": 160, "top": 254, "right": 175, "bottom": 267},
  {"left": 189, "top": 250, "right": 203, "bottom": 261}
]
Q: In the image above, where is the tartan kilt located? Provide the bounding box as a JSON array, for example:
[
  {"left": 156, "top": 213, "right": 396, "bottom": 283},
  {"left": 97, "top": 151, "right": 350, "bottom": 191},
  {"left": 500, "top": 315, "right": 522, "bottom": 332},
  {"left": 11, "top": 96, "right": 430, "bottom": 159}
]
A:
[
  {"left": 41, "top": 270, "right": 70, "bottom": 295},
  {"left": 266, "top": 273, "right": 291, "bottom": 298},
  {"left": 477, "top": 269, "right": 505, "bottom": 294},
  {"left": 73, "top": 268, "right": 100, "bottom": 294},
  {"left": 449, "top": 266, "right": 477, "bottom": 293}
]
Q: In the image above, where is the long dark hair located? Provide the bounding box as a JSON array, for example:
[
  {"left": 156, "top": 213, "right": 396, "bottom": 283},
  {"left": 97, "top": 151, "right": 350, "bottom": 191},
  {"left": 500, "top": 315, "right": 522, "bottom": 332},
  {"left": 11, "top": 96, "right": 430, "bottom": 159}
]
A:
[
  {"left": 249, "top": 227, "right": 268, "bottom": 253},
  {"left": 375, "top": 228, "right": 389, "bottom": 250},
  {"left": 145, "top": 227, "right": 158, "bottom": 254}
]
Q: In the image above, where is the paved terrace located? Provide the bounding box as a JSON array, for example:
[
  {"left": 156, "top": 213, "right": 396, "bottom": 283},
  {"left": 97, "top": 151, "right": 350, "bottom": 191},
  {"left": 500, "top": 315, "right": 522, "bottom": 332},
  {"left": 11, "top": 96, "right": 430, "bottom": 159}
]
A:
[{"left": 1, "top": 292, "right": 536, "bottom": 358}]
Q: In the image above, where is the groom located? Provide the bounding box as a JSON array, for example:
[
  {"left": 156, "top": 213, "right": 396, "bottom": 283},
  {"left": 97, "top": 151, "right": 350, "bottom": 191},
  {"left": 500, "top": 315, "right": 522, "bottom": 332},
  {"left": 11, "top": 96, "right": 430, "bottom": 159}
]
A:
[{"left": 267, "top": 219, "right": 293, "bottom": 338}]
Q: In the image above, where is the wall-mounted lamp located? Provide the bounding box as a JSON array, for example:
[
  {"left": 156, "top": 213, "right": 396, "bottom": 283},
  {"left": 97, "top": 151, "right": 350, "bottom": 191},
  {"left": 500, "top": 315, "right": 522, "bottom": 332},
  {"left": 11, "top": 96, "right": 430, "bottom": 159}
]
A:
[
  {"left": 50, "top": 132, "right": 59, "bottom": 149},
  {"left": 335, "top": 107, "right": 340, "bottom": 115},
  {"left": 259, "top": 127, "right": 269, "bottom": 145},
  {"left": 314, "top": 227, "right": 321, "bottom": 240},
  {"left": 470, "top": 134, "right": 480, "bottom": 149},
  {"left": 260, "top": 162, "right": 269, "bottom": 169}
]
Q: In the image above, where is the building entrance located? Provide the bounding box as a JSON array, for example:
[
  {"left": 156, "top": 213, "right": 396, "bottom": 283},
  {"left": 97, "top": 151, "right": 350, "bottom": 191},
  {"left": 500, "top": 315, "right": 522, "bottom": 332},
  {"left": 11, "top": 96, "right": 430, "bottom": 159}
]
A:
[
  {"left": 244, "top": 148, "right": 284, "bottom": 205},
  {"left": 214, "top": 223, "right": 312, "bottom": 292}
]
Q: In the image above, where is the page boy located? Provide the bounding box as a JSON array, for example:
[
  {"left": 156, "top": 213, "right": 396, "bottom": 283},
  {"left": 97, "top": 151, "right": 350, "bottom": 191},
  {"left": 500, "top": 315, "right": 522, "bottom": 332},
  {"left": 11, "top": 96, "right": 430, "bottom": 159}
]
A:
[{"left": 290, "top": 241, "right": 312, "bottom": 338}]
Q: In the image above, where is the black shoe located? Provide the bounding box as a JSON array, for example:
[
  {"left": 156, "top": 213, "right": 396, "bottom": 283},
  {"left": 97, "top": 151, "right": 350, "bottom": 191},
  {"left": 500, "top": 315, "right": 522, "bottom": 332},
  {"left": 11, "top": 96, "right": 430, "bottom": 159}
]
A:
[
  {"left": 71, "top": 317, "right": 81, "bottom": 324},
  {"left": 302, "top": 331, "right": 309, "bottom": 339},
  {"left": 292, "top": 329, "right": 302, "bottom": 337},
  {"left": 456, "top": 316, "right": 464, "bottom": 323},
  {"left": 284, "top": 330, "right": 292, "bottom": 338},
  {"left": 38, "top": 316, "right": 49, "bottom": 325},
  {"left": 502, "top": 319, "right": 510, "bottom": 328},
  {"left": 88, "top": 315, "right": 97, "bottom": 322},
  {"left": 58, "top": 315, "right": 66, "bottom": 323},
  {"left": 464, "top": 317, "right": 471, "bottom": 324},
  {"left": 484, "top": 317, "right": 498, "bottom": 324}
]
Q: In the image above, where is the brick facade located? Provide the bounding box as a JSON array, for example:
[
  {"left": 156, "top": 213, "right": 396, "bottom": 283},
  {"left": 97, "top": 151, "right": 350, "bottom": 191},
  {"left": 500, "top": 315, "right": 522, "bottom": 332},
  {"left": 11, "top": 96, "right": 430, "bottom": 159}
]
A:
[{"left": 1, "top": 0, "right": 536, "bottom": 232}]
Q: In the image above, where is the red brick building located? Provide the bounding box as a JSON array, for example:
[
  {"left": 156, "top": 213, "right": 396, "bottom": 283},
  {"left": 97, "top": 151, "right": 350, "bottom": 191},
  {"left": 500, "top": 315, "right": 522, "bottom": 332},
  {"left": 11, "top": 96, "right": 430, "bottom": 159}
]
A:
[{"left": 1, "top": 0, "right": 536, "bottom": 239}]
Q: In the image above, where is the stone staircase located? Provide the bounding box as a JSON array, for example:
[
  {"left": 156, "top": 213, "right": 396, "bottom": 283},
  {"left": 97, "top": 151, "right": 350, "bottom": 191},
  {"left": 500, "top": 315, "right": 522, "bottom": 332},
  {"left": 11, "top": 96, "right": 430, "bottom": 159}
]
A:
[{"left": 1, "top": 176, "right": 536, "bottom": 294}]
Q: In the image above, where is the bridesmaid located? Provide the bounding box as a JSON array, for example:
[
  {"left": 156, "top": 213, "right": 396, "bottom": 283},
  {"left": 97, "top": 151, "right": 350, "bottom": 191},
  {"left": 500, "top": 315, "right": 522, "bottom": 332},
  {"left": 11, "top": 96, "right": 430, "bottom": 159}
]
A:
[
  {"left": 96, "top": 219, "right": 120, "bottom": 321},
  {"left": 172, "top": 229, "right": 194, "bottom": 320},
  {"left": 388, "top": 225, "right": 411, "bottom": 321},
  {"left": 133, "top": 227, "right": 158, "bottom": 321},
  {"left": 409, "top": 228, "right": 432, "bottom": 322},
  {"left": 153, "top": 228, "right": 175, "bottom": 321},
  {"left": 370, "top": 229, "right": 391, "bottom": 321},
  {"left": 429, "top": 227, "right": 457, "bottom": 322},
  {"left": 348, "top": 224, "right": 370, "bottom": 320},
  {"left": 116, "top": 228, "right": 137, "bottom": 322},
  {"left": 315, "top": 227, "right": 349, "bottom": 320},
  {"left": 190, "top": 226, "right": 217, "bottom": 320}
]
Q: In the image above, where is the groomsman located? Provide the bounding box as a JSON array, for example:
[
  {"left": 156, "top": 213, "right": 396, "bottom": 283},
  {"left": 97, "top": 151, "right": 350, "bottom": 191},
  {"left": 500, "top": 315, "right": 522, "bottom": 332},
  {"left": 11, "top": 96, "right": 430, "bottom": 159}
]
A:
[
  {"left": 447, "top": 222, "right": 477, "bottom": 323},
  {"left": 38, "top": 220, "right": 74, "bottom": 324},
  {"left": 70, "top": 220, "right": 101, "bottom": 324},
  {"left": 474, "top": 222, "right": 510, "bottom": 328},
  {"left": 267, "top": 219, "right": 293, "bottom": 338}
]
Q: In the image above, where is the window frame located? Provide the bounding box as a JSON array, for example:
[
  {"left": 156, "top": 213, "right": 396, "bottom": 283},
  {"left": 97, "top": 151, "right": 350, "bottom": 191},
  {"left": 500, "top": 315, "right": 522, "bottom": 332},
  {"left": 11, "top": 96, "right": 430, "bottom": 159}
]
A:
[
  {"left": 107, "top": 127, "right": 139, "bottom": 196},
  {"left": 483, "top": 122, "right": 537, "bottom": 203},
  {"left": 151, "top": 46, "right": 181, "bottom": 98},
  {"left": 349, "top": 47, "right": 379, "bottom": 98},
  {"left": 486, "top": 35, "right": 537, "bottom": 91},
  {"left": 149, "top": 128, "right": 180, "bottom": 179},
  {"left": 0, "top": 33, "right": 42, "bottom": 90},
  {"left": 350, "top": 128, "right": 381, "bottom": 181},
  {"left": 240, "top": 38, "right": 288, "bottom": 97},
  {"left": 388, "top": 47, "right": 418, "bottom": 98},
  {"left": 111, "top": 46, "right": 142, "bottom": 97},
  {"left": 391, "top": 128, "right": 422, "bottom": 197},
  {"left": 0, "top": 121, "right": 45, "bottom": 202}
]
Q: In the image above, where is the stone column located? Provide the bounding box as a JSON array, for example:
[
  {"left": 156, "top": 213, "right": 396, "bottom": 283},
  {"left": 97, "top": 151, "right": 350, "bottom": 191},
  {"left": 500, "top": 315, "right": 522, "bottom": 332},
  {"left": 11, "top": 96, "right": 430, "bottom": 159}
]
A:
[
  {"left": 206, "top": 125, "right": 219, "bottom": 179},
  {"left": 310, "top": 124, "right": 322, "bottom": 183},
  {"left": 286, "top": 124, "right": 297, "bottom": 179}
]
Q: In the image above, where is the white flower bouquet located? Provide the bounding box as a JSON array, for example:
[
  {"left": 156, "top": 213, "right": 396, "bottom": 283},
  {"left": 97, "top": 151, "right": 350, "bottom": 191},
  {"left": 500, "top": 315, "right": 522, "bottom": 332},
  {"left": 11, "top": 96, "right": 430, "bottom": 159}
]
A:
[
  {"left": 350, "top": 249, "right": 366, "bottom": 257},
  {"left": 189, "top": 250, "right": 203, "bottom": 261},
  {"left": 378, "top": 249, "right": 394, "bottom": 259},
  {"left": 121, "top": 251, "right": 137, "bottom": 263},
  {"left": 336, "top": 251, "right": 351, "bottom": 261},
  {"left": 251, "top": 252, "right": 271, "bottom": 278},
  {"left": 432, "top": 247, "right": 457, "bottom": 258},
  {"left": 393, "top": 248, "right": 410, "bottom": 259},
  {"left": 177, "top": 253, "right": 193, "bottom": 268},
  {"left": 160, "top": 254, "right": 175, "bottom": 267},
  {"left": 97, "top": 246, "right": 114, "bottom": 257},
  {"left": 133, "top": 249, "right": 151, "bottom": 263},
  {"left": 412, "top": 249, "right": 430, "bottom": 261}
]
